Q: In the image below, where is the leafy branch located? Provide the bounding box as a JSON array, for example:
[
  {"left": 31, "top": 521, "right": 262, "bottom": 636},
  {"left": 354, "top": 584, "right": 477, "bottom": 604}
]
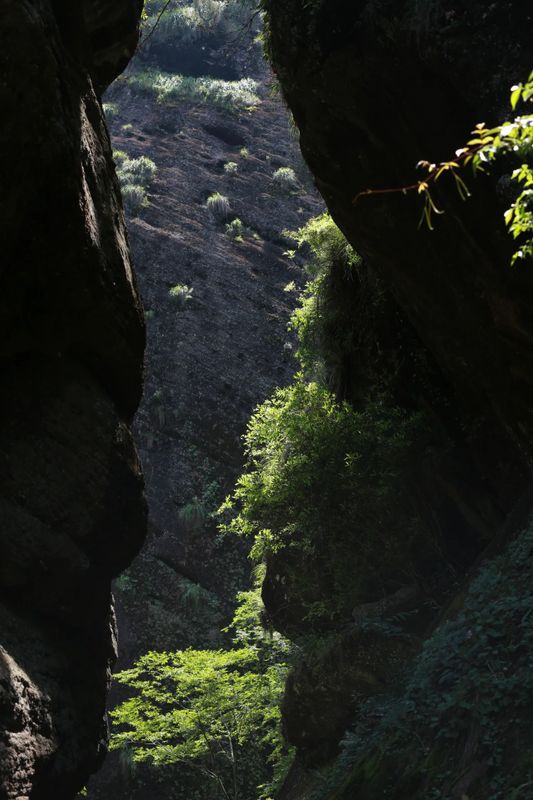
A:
[{"left": 353, "top": 70, "right": 533, "bottom": 263}]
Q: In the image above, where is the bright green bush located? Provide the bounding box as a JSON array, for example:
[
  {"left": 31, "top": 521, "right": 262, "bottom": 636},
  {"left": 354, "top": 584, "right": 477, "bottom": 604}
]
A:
[
  {"left": 225, "top": 217, "right": 247, "bottom": 240},
  {"left": 220, "top": 379, "right": 431, "bottom": 618},
  {"left": 285, "top": 213, "right": 361, "bottom": 380}
]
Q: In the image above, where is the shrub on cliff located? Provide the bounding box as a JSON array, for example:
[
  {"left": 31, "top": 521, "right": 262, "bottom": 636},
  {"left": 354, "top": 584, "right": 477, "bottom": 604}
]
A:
[
  {"left": 169, "top": 283, "right": 194, "bottom": 307},
  {"left": 285, "top": 213, "right": 361, "bottom": 383},
  {"left": 219, "top": 379, "right": 433, "bottom": 622}
]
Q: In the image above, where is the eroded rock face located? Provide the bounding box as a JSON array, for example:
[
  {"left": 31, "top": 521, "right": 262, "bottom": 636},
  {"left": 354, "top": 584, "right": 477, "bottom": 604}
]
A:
[
  {"left": 260, "top": 1, "right": 533, "bottom": 794},
  {"left": 0, "top": 1, "right": 145, "bottom": 797},
  {"left": 264, "top": 0, "right": 533, "bottom": 460}
]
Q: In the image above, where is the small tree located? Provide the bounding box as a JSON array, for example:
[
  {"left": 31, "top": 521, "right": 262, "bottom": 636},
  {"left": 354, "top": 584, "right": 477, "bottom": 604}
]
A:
[{"left": 111, "top": 641, "right": 289, "bottom": 800}]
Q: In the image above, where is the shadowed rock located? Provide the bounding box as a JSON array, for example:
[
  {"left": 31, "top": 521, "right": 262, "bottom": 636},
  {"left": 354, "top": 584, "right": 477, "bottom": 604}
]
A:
[{"left": 0, "top": 1, "right": 145, "bottom": 797}]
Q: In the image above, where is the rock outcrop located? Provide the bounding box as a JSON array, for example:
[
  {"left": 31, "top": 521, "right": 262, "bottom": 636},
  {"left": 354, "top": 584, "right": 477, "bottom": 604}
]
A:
[
  {"left": 259, "top": 1, "right": 533, "bottom": 797},
  {"left": 0, "top": 1, "right": 145, "bottom": 797},
  {"left": 265, "top": 0, "right": 533, "bottom": 460}
]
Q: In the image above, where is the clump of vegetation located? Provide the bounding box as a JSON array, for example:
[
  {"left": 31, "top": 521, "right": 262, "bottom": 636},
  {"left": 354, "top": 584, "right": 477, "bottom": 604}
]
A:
[
  {"left": 129, "top": 68, "right": 260, "bottom": 113},
  {"left": 178, "top": 577, "right": 218, "bottom": 610},
  {"left": 115, "top": 151, "right": 158, "bottom": 215},
  {"left": 224, "top": 160, "right": 239, "bottom": 175},
  {"left": 120, "top": 184, "right": 148, "bottom": 214},
  {"left": 206, "top": 191, "right": 231, "bottom": 221},
  {"left": 272, "top": 166, "right": 299, "bottom": 192},
  {"left": 285, "top": 213, "right": 361, "bottom": 385},
  {"left": 240, "top": 146, "right": 250, "bottom": 158},
  {"left": 225, "top": 217, "right": 247, "bottom": 240},
  {"left": 169, "top": 283, "right": 194, "bottom": 307},
  {"left": 219, "top": 378, "right": 432, "bottom": 622}
]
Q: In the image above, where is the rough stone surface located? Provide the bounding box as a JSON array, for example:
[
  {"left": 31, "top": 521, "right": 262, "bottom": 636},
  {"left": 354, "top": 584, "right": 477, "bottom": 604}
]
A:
[
  {"left": 265, "top": 0, "right": 533, "bottom": 461},
  {"left": 0, "top": 1, "right": 145, "bottom": 797},
  {"left": 259, "top": 1, "right": 533, "bottom": 795}
]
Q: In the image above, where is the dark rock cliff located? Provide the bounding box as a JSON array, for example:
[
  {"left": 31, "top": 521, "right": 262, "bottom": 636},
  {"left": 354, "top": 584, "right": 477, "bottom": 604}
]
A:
[
  {"left": 0, "top": 1, "right": 145, "bottom": 797},
  {"left": 259, "top": 1, "right": 533, "bottom": 797},
  {"left": 265, "top": 0, "right": 533, "bottom": 461}
]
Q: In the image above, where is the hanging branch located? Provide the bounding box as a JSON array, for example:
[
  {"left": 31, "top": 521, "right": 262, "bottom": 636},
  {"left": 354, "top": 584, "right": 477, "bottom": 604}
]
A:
[
  {"left": 352, "top": 127, "right": 492, "bottom": 230},
  {"left": 138, "top": 0, "right": 175, "bottom": 52}
]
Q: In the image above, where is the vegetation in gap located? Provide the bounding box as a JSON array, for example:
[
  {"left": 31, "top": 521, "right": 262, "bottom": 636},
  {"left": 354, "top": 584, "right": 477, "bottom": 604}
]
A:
[
  {"left": 218, "top": 379, "right": 431, "bottom": 625},
  {"left": 141, "top": 0, "right": 256, "bottom": 47},
  {"left": 284, "top": 213, "right": 360, "bottom": 383}
]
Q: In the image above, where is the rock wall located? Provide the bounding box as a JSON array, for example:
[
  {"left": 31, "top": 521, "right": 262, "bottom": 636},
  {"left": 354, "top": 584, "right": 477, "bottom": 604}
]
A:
[
  {"left": 265, "top": 0, "right": 533, "bottom": 460},
  {"left": 0, "top": 1, "right": 145, "bottom": 797},
  {"left": 258, "top": 1, "right": 533, "bottom": 797}
]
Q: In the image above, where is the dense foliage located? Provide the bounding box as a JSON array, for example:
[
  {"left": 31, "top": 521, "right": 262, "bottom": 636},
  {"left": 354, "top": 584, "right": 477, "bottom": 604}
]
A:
[
  {"left": 111, "top": 587, "right": 292, "bottom": 800},
  {"left": 317, "top": 524, "right": 533, "bottom": 800},
  {"left": 220, "top": 380, "right": 429, "bottom": 622},
  {"left": 142, "top": 0, "right": 253, "bottom": 42}
]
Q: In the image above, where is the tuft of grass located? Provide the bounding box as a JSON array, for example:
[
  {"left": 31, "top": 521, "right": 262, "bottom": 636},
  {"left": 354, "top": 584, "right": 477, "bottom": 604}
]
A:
[
  {"left": 206, "top": 192, "right": 231, "bottom": 222},
  {"left": 121, "top": 184, "right": 148, "bottom": 214},
  {"left": 224, "top": 161, "right": 239, "bottom": 175},
  {"left": 114, "top": 152, "right": 157, "bottom": 215},
  {"left": 272, "top": 166, "right": 299, "bottom": 192}
]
